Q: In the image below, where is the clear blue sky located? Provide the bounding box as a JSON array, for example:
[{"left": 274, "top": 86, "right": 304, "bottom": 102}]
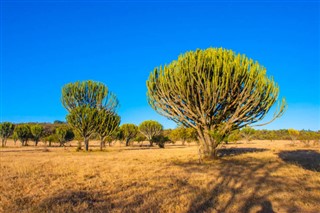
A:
[{"left": 1, "top": 1, "right": 319, "bottom": 130}]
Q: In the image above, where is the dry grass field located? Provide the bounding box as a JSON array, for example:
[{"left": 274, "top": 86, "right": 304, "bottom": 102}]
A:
[{"left": 0, "top": 140, "right": 319, "bottom": 213}]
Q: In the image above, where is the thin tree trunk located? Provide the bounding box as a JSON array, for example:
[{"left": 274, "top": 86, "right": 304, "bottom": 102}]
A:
[
  {"left": 35, "top": 141, "right": 38, "bottom": 146},
  {"left": 84, "top": 137, "right": 89, "bottom": 151},
  {"left": 125, "top": 138, "right": 130, "bottom": 146},
  {"left": 100, "top": 140, "right": 103, "bottom": 151},
  {"left": 149, "top": 138, "right": 153, "bottom": 146},
  {"left": 1, "top": 138, "right": 5, "bottom": 147}
]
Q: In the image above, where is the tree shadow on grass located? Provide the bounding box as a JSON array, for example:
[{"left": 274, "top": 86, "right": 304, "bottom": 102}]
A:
[
  {"left": 278, "top": 150, "right": 320, "bottom": 172},
  {"left": 218, "top": 147, "right": 267, "bottom": 157},
  {"left": 172, "top": 154, "right": 319, "bottom": 213},
  {"left": 182, "top": 159, "right": 283, "bottom": 213}
]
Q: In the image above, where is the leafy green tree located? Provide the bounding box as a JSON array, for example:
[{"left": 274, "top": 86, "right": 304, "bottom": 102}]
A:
[
  {"left": 241, "top": 127, "right": 256, "bottom": 143},
  {"left": 186, "top": 127, "right": 198, "bottom": 143},
  {"left": 61, "top": 80, "right": 119, "bottom": 151},
  {"left": 268, "top": 131, "right": 277, "bottom": 142},
  {"left": 139, "top": 120, "right": 163, "bottom": 146},
  {"left": 66, "top": 106, "right": 99, "bottom": 151},
  {"left": 151, "top": 135, "right": 171, "bottom": 148},
  {"left": 55, "top": 126, "right": 75, "bottom": 146},
  {"left": 227, "top": 129, "right": 241, "bottom": 143},
  {"left": 134, "top": 133, "right": 146, "bottom": 146},
  {"left": 170, "top": 126, "right": 187, "bottom": 145},
  {"left": 15, "top": 124, "right": 31, "bottom": 146},
  {"left": 30, "top": 124, "right": 44, "bottom": 146},
  {"left": 104, "top": 130, "right": 120, "bottom": 147},
  {"left": 61, "top": 80, "right": 118, "bottom": 112},
  {"left": 43, "top": 134, "right": 59, "bottom": 147},
  {"left": 0, "top": 122, "right": 15, "bottom": 147},
  {"left": 120, "top": 124, "right": 138, "bottom": 146},
  {"left": 298, "top": 130, "right": 313, "bottom": 146},
  {"left": 288, "top": 128, "right": 300, "bottom": 144},
  {"left": 96, "top": 110, "right": 120, "bottom": 150},
  {"left": 147, "top": 48, "right": 286, "bottom": 158}
]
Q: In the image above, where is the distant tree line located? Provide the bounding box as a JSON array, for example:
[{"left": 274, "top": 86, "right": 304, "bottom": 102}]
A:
[{"left": 1, "top": 120, "right": 319, "bottom": 149}]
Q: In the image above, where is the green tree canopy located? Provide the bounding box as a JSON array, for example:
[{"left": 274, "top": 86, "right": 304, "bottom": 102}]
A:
[
  {"left": 288, "top": 128, "right": 300, "bottom": 142},
  {"left": 139, "top": 120, "right": 163, "bottom": 146},
  {"left": 147, "top": 47, "right": 286, "bottom": 158},
  {"left": 15, "top": 124, "right": 31, "bottom": 146},
  {"left": 30, "top": 124, "right": 44, "bottom": 146},
  {"left": 0, "top": 122, "right": 15, "bottom": 147},
  {"left": 241, "top": 127, "right": 256, "bottom": 143},
  {"left": 96, "top": 110, "right": 121, "bottom": 150},
  {"left": 55, "top": 126, "right": 75, "bottom": 146},
  {"left": 120, "top": 124, "right": 138, "bottom": 146},
  {"left": 151, "top": 135, "right": 171, "bottom": 148},
  {"left": 66, "top": 106, "right": 99, "bottom": 151},
  {"left": 62, "top": 80, "right": 119, "bottom": 151},
  {"left": 169, "top": 126, "right": 187, "bottom": 145},
  {"left": 61, "top": 80, "right": 118, "bottom": 112},
  {"left": 185, "top": 127, "right": 198, "bottom": 143}
]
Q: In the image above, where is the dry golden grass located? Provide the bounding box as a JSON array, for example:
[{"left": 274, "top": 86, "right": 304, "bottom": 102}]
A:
[{"left": 0, "top": 140, "right": 319, "bottom": 213}]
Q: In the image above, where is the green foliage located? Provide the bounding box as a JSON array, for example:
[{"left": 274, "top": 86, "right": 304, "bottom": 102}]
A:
[
  {"left": 12, "top": 132, "right": 19, "bottom": 145},
  {"left": 96, "top": 110, "right": 120, "bottom": 150},
  {"left": 43, "top": 134, "right": 59, "bottom": 147},
  {"left": 66, "top": 106, "right": 99, "bottom": 151},
  {"left": 298, "top": 130, "right": 318, "bottom": 146},
  {"left": 227, "top": 130, "right": 241, "bottom": 143},
  {"left": 169, "top": 126, "right": 187, "bottom": 144},
  {"left": 61, "top": 80, "right": 118, "bottom": 112},
  {"left": 120, "top": 124, "right": 138, "bottom": 146},
  {"left": 139, "top": 120, "right": 163, "bottom": 146},
  {"left": 0, "top": 122, "right": 15, "bottom": 147},
  {"left": 288, "top": 128, "right": 300, "bottom": 142},
  {"left": 15, "top": 124, "right": 31, "bottom": 146},
  {"left": 134, "top": 133, "right": 146, "bottom": 143},
  {"left": 146, "top": 47, "right": 286, "bottom": 158},
  {"left": 54, "top": 120, "right": 65, "bottom": 124},
  {"left": 241, "top": 127, "right": 256, "bottom": 143},
  {"left": 62, "top": 80, "right": 119, "bottom": 151},
  {"left": 30, "top": 124, "right": 44, "bottom": 146},
  {"left": 169, "top": 126, "right": 197, "bottom": 145},
  {"left": 55, "top": 126, "right": 75, "bottom": 146},
  {"left": 151, "top": 135, "right": 171, "bottom": 148},
  {"left": 186, "top": 128, "right": 198, "bottom": 142}
]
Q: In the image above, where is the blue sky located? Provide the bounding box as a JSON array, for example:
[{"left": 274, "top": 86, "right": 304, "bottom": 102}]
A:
[{"left": 1, "top": 1, "right": 319, "bottom": 130}]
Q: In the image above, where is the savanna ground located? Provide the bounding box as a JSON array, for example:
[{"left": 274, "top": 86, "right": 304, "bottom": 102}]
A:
[{"left": 0, "top": 140, "right": 319, "bottom": 213}]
